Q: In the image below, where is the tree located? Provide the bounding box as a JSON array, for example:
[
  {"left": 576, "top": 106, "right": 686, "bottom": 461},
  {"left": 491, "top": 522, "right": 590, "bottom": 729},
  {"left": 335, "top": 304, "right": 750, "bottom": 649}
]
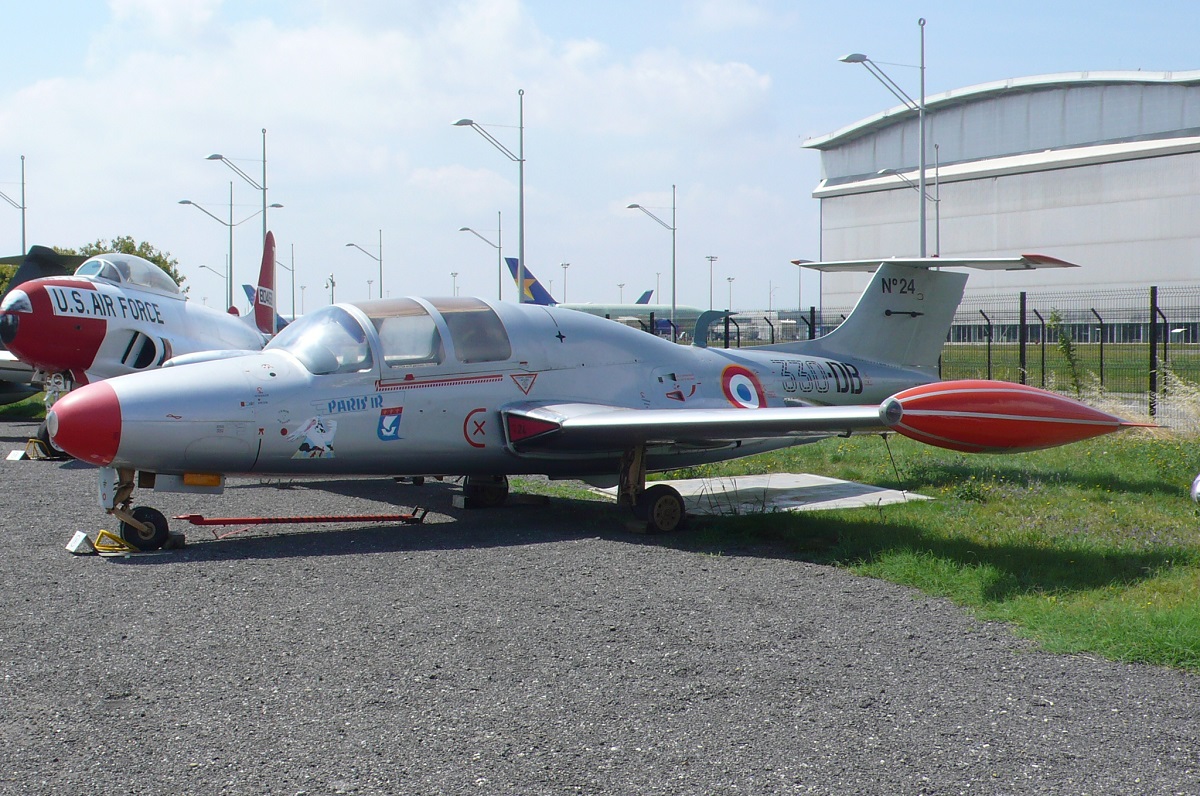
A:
[{"left": 58, "top": 236, "right": 187, "bottom": 289}]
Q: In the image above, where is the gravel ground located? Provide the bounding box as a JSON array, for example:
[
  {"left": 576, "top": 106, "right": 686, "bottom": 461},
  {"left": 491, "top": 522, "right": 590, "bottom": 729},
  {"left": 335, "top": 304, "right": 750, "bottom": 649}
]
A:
[{"left": 0, "top": 417, "right": 1196, "bottom": 795}]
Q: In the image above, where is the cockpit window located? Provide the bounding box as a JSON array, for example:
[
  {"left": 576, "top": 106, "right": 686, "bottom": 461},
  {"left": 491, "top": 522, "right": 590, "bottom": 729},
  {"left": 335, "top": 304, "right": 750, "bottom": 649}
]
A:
[
  {"left": 429, "top": 297, "right": 511, "bottom": 363},
  {"left": 265, "top": 305, "right": 374, "bottom": 375},
  {"left": 75, "top": 254, "right": 180, "bottom": 295},
  {"left": 366, "top": 299, "right": 444, "bottom": 368}
]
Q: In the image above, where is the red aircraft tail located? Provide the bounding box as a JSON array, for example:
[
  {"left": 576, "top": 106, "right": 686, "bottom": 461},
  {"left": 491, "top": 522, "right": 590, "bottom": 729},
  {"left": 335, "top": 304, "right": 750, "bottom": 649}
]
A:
[{"left": 253, "top": 231, "right": 276, "bottom": 335}]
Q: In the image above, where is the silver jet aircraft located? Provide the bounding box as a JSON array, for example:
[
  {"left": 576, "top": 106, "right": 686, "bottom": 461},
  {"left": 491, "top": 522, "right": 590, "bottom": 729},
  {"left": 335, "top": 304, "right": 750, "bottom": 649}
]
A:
[{"left": 48, "top": 256, "right": 1139, "bottom": 549}]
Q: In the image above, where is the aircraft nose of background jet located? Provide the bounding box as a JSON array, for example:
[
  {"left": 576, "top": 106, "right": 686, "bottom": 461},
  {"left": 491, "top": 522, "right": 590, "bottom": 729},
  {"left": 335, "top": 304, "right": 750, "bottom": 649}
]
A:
[
  {"left": 46, "top": 381, "right": 122, "bottom": 466},
  {"left": 0, "top": 312, "right": 18, "bottom": 346},
  {"left": 0, "top": 288, "right": 30, "bottom": 346}
]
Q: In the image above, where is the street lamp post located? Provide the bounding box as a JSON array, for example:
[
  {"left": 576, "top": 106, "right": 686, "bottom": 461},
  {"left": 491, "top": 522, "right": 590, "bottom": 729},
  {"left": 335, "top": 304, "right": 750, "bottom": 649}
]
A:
[
  {"left": 561, "top": 263, "right": 569, "bottom": 302},
  {"left": 705, "top": 255, "right": 718, "bottom": 310},
  {"left": 275, "top": 243, "right": 297, "bottom": 319},
  {"left": 300, "top": 285, "right": 306, "bottom": 313},
  {"left": 455, "top": 90, "right": 525, "bottom": 302},
  {"left": 727, "top": 277, "right": 735, "bottom": 310},
  {"left": 0, "top": 155, "right": 26, "bottom": 254},
  {"left": 199, "top": 264, "right": 227, "bottom": 297},
  {"left": 325, "top": 274, "right": 336, "bottom": 304},
  {"left": 367, "top": 279, "right": 374, "bottom": 299},
  {"left": 346, "top": 229, "right": 383, "bottom": 297},
  {"left": 878, "top": 167, "right": 941, "bottom": 256},
  {"left": 627, "top": 184, "right": 677, "bottom": 340},
  {"left": 618, "top": 283, "right": 625, "bottom": 303},
  {"left": 451, "top": 272, "right": 459, "bottom": 296},
  {"left": 841, "top": 18, "right": 928, "bottom": 256},
  {"left": 179, "top": 184, "right": 282, "bottom": 310},
  {"left": 207, "top": 128, "right": 269, "bottom": 250},
  {"left": 459, "top": 212, "right": 503, "bottom": 300}
]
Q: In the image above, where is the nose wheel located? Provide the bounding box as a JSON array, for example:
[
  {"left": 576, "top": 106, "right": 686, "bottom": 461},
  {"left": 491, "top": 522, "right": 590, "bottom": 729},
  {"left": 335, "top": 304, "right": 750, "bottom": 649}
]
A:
[
  {"left": 103, "top": 468, "right": 171, "bottom": 551},
  {"left": 118, "top": 506, "right": 170, "bottom": 551}
]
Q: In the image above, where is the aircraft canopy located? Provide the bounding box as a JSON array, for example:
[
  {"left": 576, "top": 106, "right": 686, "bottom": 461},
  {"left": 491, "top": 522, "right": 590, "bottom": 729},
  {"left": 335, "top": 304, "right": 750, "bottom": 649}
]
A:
[
  {"left": 265, "top": 297, "right": 512, "bottom": 375},
  {"left": 75, "top": 254, "right": 181, "bottom": 296}
]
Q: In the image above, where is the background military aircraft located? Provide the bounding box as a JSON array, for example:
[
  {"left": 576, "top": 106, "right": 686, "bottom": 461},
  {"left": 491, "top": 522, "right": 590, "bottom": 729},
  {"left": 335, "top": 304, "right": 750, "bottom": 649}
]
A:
[
  {"left": 48, "top": 256, "right": 1139, "bottom": 550},
  {"left": 0, "top": 233, "right": 279, "bottom": 450}
]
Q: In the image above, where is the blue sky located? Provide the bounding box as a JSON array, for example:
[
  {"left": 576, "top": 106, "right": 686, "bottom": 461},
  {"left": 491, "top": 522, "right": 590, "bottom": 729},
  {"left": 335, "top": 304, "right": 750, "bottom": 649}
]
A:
[{"left": 1, "top": 0, "right": 1199, "bottom": 312}]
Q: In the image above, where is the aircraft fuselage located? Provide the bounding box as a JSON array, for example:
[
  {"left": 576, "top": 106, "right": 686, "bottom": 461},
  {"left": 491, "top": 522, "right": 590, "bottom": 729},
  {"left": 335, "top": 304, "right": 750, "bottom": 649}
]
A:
[{"left": 60, "top": 297, "right": 929, "bottom": 478}]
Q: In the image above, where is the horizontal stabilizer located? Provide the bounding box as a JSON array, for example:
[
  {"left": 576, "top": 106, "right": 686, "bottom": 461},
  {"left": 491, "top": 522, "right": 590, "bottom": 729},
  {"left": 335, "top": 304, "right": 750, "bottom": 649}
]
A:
[{"left": 791, "top": 254, "right": 1078, "bottom": 272}]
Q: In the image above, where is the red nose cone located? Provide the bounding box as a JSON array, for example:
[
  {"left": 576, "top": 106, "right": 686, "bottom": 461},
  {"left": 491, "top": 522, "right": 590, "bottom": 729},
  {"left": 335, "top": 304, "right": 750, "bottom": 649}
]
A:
[{"left": 47, "top": 381, "right": 122, "bottom": 465}]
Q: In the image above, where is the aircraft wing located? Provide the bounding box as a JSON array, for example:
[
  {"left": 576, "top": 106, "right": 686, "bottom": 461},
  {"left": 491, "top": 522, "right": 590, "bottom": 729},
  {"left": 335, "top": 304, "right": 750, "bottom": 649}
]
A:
[
  {"left": 790, "top": 254, "right": 1078, "bottom": 272},
  {"left": 502, "top": 401, "right": 887, "bottom": 452}
]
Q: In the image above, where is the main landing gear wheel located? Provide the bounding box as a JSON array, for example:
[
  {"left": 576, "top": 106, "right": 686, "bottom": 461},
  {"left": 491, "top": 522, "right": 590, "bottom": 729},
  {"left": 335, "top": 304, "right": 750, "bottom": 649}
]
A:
[
  {"left": 634, "top": 484, "right": 687, "bottom": 534},
  {"left": 463, "top": 475, "right": 510, "bottom": 508},
  {"left": 119, "top": 506, "right": 170, "bottom": 551}
]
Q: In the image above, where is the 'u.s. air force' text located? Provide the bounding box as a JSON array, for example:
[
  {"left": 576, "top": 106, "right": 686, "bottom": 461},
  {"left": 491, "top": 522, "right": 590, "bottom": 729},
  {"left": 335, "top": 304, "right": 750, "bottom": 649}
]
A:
[{"left": 47, "top": 286, "right": 165, "bottom": 325}]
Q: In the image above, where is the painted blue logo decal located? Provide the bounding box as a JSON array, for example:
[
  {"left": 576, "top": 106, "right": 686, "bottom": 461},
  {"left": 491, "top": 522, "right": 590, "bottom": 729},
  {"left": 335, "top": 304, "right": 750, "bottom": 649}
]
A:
[{"left": 377, "top": 407, "right": 403, "bottom": 441}]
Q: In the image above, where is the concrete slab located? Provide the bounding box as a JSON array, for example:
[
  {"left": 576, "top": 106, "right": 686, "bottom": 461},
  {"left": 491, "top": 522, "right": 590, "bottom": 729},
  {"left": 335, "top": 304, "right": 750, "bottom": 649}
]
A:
[{"left": 599, "top": 473, "right": 929, "bottom": 516}]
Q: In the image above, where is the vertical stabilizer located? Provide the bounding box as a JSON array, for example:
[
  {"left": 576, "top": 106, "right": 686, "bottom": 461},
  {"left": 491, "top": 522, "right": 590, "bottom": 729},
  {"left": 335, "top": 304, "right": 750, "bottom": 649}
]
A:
[
  {"left": 253, "top": 232, "right": 277, "bottom": 335},
  {"left": 504, "top": 257, "right": 557, "bottom": 305},
  {"left": 768, "top": 263, "right": 967, "bottom": 373}
]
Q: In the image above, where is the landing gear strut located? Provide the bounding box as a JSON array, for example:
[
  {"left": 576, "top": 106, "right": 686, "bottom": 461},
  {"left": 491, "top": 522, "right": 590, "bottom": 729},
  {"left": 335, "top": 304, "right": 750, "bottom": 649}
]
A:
[
  {"left": 617, "top": 444, "right": 687, "bottom": 534},
  {"left": 104, "top": 468, "right": 170, "bottom": 551}
]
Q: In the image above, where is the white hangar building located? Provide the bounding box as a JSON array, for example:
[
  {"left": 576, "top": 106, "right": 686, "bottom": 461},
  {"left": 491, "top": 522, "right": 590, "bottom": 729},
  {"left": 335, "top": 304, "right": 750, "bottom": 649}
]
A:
[{"left": 804, "top": 70, "right": 1200, "bottom": 309}]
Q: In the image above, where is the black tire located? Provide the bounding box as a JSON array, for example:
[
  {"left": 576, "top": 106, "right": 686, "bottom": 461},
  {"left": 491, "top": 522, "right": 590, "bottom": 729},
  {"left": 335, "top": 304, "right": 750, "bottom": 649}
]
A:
[
  {"left": 635, "top": 484, "right": 687, "bottom": 533},
  {"left": 463, "top": 475, "right": 509, "bottom": 508},
  {"left": 119, "top": 506, "right": 170, "bottom": 551},
  {"left": 36, "top": 421, "right": 71, "bottom": 461}
]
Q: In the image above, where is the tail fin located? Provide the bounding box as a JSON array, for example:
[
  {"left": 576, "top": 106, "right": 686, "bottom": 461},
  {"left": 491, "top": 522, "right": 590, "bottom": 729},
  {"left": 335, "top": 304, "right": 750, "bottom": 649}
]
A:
[
  {"left": 253, "top": 231, "right": 276, "bottom": 335},
  {"left": 2, "top": 246, "right": 77, "bottom": 300},
  {"left": 635, "top": 290, "right": 653, "bottom": 304},
  {"left": 504, "top": 257, "right": 557, "bottom": 305},
  {"left": 765, "top": 262, "right": 967, "bottom": 374}
]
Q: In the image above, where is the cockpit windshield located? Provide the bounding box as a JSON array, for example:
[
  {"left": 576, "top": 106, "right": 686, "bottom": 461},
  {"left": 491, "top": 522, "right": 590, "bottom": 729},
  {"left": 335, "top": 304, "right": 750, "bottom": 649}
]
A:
[
  {"left": 265, "top": 305, "right": 374, "bottom": 375},
  {"left": 74, "top": 254, "right": 180, "bottom": 295}
]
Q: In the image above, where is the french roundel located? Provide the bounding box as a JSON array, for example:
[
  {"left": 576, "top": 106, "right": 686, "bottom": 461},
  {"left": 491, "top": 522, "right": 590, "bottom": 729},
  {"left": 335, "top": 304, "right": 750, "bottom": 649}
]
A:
[{"left": 721, "top": 365, "right": 766, "bottom": 409}]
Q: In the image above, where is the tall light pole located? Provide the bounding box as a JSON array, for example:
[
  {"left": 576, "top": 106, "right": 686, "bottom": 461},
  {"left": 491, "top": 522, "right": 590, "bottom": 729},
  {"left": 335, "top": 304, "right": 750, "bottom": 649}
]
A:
[
  {"left": 841, "top": 17, "right": 927, "bottom": 256},
  {"left": 459, "top": 212, "right": 503, "bottom": 300},
  {"left": 300, "top": 284, "right": 306, "bottom": 313},
  {"left": 705, "top": 255, "right": 718, "bottom": 310},
  {"left": 199, "top": 264, "right": 227, "bottom": 296},
  {"left": 451, "top": 272, "right": 459, "bottom": 296},
  {"left": 207, "top": 128, "right": 269, "bottom": 249},
  {"left": 561, "top": 262, "right": 569, "bottom": 302},
  {"left": 180, "top": 184, "right": 282, "bottom": 310},
  {"left": 878, "top": 167, "right": 941, "bottom": 256},
  {"left": 454, "top": 90, "right": 525, "bottom": 302},
  {"left": 346, "top": 229, "right": 383, "bottom": 297},
  {"left": 325, "top": 274, "right": 336, "bottom": 304},
  {"left": 276, "top": 243, "right": 297, "bottom": 319},
  {"left": 727, "top": 277, "right": 735, "bottom": 310},
  {"left": 367, "top": 279, "right": 374, "bottom": 299},
  {"left": 0, "top": 155, "right": 26, "bottom": 254},
  {"left": 618, "top": 283, "right": 625, "bottom": 302},
  {"left": 627, "top": 184, "right": 677, "bottom": 340}
]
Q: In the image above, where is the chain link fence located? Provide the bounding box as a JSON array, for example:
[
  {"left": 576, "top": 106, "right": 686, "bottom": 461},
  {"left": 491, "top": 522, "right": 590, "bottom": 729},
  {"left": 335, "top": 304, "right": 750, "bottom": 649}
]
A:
[{"left": 696, "top": 286, "right": 1200, "bottom": 429}]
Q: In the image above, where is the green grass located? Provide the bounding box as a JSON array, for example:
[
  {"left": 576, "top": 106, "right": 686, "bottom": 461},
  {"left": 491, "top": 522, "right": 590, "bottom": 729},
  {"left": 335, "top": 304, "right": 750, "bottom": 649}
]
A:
[
  {"left": 665, "top": 432, "right": 1200, "bottom": 671},
  {"left": 0, "top": 394, "right": 45, "bottom": 420}
]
